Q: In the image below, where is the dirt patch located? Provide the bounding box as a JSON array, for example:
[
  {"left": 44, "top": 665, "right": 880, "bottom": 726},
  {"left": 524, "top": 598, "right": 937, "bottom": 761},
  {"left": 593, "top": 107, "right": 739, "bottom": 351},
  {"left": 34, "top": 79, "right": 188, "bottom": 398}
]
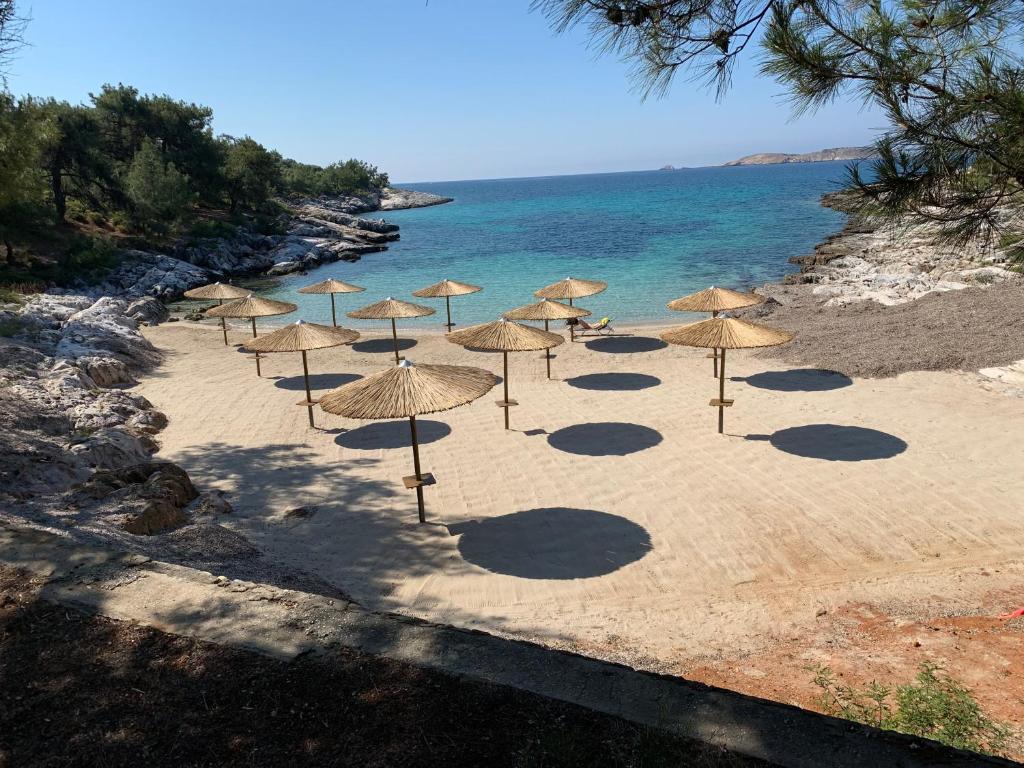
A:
[
  {"left": 746, "top": 282, "right": 1024, "bottom": 377},
  {"left": 0, "top": 567, "right": 762, "bottom": 768},
  {"left": 685, "top": 591, "right": 1024, "bottom": 760}
]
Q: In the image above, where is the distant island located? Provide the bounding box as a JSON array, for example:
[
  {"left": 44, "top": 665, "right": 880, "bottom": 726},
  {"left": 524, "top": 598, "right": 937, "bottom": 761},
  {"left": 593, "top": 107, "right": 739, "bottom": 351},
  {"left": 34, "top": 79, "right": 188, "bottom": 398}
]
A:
[{"left": 723, "top": 147, "right": 875, "bottom": 166}]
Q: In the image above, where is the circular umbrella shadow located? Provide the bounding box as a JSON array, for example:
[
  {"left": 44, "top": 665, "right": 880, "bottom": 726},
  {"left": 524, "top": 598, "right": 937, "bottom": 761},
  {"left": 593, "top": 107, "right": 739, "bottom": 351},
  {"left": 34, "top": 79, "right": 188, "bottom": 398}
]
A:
[
  {"left": 273, "top": 373, "right": 362, "bottom": 391},
  {"left": 351, "top": 338, "right": 418, "bottom": 354},
  {"left": 566, "top": 373, "right": 661, "bottom": 391},
  {"left": 335, "top": 419, "right": 451, "bottom": 450},
  {"left": 450, "top": 508, "right": 651, "bottom": 579},
  {"left": 584, "top": 336, "right": 667, "bottom": 354},
  {"left": 739, "top": 369, "right": 852, "bottom": 392},
  {"left": 768, "top": 424, "right": 907, "bottom": 461},
  {"left": 547, "top": 422, "right": 663, "bottom": 456}
]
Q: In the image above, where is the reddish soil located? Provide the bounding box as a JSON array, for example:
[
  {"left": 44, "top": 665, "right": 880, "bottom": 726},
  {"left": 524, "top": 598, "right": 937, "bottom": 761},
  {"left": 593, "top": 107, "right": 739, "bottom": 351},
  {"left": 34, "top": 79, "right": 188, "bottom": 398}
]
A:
[{"left": 687, "top": 592, "right": 1024, "bottom": 759}]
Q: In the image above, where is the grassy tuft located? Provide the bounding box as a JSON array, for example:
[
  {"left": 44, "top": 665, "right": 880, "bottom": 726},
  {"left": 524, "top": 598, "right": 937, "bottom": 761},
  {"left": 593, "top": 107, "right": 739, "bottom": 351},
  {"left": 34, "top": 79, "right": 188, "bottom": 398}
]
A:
[{"left": 810, "top": 662, "right": 1010, "bottom": 756}]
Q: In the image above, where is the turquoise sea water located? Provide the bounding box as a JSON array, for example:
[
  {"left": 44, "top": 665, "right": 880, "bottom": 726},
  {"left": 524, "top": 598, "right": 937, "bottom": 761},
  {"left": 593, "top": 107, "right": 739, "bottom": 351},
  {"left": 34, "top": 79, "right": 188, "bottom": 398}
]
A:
[{"left": 261, "top": 163, "right": 849, "bottom": 329}]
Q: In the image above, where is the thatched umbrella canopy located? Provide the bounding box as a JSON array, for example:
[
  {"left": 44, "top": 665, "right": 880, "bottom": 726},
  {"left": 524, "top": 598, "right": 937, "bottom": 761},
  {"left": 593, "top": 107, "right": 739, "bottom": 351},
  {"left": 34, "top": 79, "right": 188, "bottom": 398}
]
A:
[
  {"left": 666, "top": 286, "right": 764, "bottom": 314},
  {"left": 244, "top": 320, "right": 359, "bottom": 428},
  {"left": 297, "top": 278, "right": 365, "bottom": 327},
  {"left": 660, "top": 317, "right": 794, "bottom": 434},
  {"left": 411, "top": 279, "right": 482, "bottom": 333},
  {"left": 320, "top": 360, "right": 497, "bottom": 522},
  {"left": 347, "top": 297, "right": 435, "bottom": 364},
  {"left": 503, "top": 299, "right": 590, "bottom": 379},
  {"left": 182, "top": 282, "right": 251, "bottom": 345},
  {"left": 206, "top": 295, "right": 297, "bottom": 376},
  {"left": 667, "top": 286, "right": 766, "bottom": 377},
  {"left": 535, "top": 276, "right": 607, "bottom": 305},
  {"left": 534, "top": 278, "right": 606, "bottom": 342},
  {"left": 447, "top": 318, "right": 563, "bottom": 429}
]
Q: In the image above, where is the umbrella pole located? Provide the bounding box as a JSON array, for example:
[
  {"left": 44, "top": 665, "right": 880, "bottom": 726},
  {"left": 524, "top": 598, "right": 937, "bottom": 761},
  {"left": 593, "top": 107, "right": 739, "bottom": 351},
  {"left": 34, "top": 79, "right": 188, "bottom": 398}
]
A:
[
  {"left": 330, "top": 294, "right": 337, "bottom": 327},
  {"left": 711, "top": 310, "right": 719, "bottom": 377},
  {"left": 445, "top": 295, "right": 452, "bottom": 332},
  {"left": 409, "top": 416, "right": 426, "bottom": 523},
  {"left": 301, "top": 350, "right": 314, "bottom": 428},
  {"left": 219, "top": 299, "right": 228, "bottom": 346},
  {"left": 718, "top": 348, "right": 726, "bottom": 434},
  {"left": 544, "top": 320, "right": 551, "bottom": 379},
  {"left": 567, "top": 298, "right": 575, "bottom": 342},
  {"left": 503, "top": 351, "right": 510, "bottom": 430},
  {"left": 251, "top": 318, "right": 261, "bottom": 377},
  {"left": 391, "top": 318, "right": 400, "bottom": 364}
]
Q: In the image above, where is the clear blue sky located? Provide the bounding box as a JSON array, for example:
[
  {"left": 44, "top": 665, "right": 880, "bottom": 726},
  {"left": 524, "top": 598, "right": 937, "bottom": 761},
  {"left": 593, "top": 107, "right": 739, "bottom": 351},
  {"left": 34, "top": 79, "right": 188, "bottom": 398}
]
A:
[{"left": 9, "top": 1, "right": 882, "bottom": 183}]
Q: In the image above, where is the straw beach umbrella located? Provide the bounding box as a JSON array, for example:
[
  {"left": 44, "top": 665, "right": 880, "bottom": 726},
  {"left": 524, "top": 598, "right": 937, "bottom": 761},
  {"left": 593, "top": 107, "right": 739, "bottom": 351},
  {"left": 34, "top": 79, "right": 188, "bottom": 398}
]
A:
[
  {"left": 660, "top": 317, "right": 793, "bottom": 434},
  {"left": 503, "top": 299, "right": 590, "bottom": 379},
  {"left": 320, "top": 360, "right": 497, "bottom": 523},
  {"left": 447, "top": 318, "right": 563, "bottom": 430},
  {"left": 535, "top": 277, "right": 607, "bottom": 341},
  {"left": 206, "top": 294, "right": 297, "bottom": 376},
  {"left": 182, "top": 282, "right": 250, "bottom": 345},
  {"left": 535, "top": 276, "right": 607, "bottom": 304},
  {"left": 667, "top": 286, "right": 764, "bottom": 377},
  {"left": 412, "top": 279, "right": 482, "bottom": 332},
  {"left": 244, "top": 320, "right": 359, "bottom": 428},
  {"left": 347, "top": 297, "right": 435, "bottom": 364},
  {"left": 297, "top": 278, "right": 365, "bottom": 327}
]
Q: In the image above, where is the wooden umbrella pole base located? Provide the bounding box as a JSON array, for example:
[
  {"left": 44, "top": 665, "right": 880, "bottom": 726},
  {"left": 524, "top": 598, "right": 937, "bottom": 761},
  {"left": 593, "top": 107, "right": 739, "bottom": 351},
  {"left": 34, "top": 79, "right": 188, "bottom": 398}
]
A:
[{"left": 406, "top": 415, "right": 436, "bottom": 523}]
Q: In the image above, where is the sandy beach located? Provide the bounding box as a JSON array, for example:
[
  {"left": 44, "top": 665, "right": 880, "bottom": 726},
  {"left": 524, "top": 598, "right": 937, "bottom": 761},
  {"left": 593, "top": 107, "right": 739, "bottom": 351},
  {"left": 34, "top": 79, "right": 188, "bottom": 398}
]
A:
[{"left": 134, "top": 319, "right": 1024, "bottom": 716}]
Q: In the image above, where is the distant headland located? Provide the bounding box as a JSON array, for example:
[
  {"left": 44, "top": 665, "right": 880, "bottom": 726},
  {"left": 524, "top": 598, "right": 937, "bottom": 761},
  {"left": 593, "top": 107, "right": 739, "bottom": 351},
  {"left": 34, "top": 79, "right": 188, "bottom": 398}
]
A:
[{"left": 722, "top": 147, "right": 875, "bottom": 166}]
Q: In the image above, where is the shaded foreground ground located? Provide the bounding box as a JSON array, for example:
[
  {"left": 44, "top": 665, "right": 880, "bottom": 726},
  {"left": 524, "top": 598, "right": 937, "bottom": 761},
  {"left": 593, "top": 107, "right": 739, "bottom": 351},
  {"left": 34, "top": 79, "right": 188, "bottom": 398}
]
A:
[{"left": 0, "top": 567, "right": 762, "bottom": 768}]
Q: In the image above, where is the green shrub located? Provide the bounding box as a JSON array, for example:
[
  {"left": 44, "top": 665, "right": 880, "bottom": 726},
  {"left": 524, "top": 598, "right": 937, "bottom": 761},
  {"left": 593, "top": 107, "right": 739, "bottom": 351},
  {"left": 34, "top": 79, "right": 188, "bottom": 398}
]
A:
[
  {"left": 61, "top": 235, "right": 119, "bottom": 284},
  {"left": 186, "top": 218, "right": 239, "bottom": 242},
  {"left": 810, "top": 662, "right": 1009, "bottom": 756}
]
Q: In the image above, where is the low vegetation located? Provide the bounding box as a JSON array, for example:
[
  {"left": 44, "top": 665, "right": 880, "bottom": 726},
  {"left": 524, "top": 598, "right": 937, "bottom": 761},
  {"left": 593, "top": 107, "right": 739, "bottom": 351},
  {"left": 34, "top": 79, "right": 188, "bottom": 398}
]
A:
[{"left": 810, "top": 662, "right": 1010, "bottom": 757}]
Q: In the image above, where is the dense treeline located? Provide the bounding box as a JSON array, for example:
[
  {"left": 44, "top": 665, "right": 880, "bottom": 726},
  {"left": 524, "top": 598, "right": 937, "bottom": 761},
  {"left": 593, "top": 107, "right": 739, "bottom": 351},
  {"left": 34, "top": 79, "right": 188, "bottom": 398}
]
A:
[{"left": 0, "top": 83, "right": 388, "bottom": 264}]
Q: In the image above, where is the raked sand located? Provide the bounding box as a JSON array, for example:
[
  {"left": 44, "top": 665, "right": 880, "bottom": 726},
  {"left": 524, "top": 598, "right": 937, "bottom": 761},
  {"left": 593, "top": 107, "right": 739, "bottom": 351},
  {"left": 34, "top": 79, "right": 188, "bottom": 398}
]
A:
[{"left": 136, "top": 320, "right": 1024, "bottom": 670}]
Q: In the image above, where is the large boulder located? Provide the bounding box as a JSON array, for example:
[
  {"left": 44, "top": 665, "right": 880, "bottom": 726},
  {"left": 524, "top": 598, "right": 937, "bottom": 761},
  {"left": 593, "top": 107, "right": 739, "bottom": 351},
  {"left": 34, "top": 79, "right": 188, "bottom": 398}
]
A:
[
  {"left": 125, "top": 296, "right": 170, "bottom": 325},
  {"left": 68, "top": 426, "right": 156, "bottom": 471}
]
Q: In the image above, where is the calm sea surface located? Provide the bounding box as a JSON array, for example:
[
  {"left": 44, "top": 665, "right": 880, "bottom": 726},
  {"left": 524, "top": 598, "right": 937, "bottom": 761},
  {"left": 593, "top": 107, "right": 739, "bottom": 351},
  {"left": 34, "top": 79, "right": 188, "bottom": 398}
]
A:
[{"left": 261, "top": 163, "right": 849, "bottom": 328}]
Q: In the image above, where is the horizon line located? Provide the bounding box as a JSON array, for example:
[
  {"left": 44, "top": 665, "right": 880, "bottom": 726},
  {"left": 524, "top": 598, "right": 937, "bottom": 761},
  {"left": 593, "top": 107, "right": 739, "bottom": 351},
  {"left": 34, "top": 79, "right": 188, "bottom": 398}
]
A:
[{"left": 394, "top": 158, "right": 858, "bottom": 187}]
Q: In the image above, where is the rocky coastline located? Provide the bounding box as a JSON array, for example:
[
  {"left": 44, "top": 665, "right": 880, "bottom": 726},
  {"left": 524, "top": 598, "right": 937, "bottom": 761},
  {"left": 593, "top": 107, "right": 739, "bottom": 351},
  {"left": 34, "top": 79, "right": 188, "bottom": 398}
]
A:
[
  {"left": 765, "top": 190, "right": 1021, "bottom": 306},
  {"left": 87, "top": 187, "right": 452, "bottom": 301},
  {"left": 748, "top": 191, "right": 1024, "bottom": 388}
]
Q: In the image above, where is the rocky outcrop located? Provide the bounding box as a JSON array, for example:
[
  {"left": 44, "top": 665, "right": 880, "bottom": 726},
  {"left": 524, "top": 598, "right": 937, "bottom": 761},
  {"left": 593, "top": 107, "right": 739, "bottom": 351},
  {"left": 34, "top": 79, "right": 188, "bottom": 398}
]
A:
[
  {"left": 0, "top": 296, "right": 168, "bottom": 505},
  {"left": 725, "top": 147, "right": 875, "bottom": 166},
  {"left": 377, "top": 187, "right": 453, "bottom": 211},
  {"left": 778, "top": 197, "right": 1022, "bottom": 306}
]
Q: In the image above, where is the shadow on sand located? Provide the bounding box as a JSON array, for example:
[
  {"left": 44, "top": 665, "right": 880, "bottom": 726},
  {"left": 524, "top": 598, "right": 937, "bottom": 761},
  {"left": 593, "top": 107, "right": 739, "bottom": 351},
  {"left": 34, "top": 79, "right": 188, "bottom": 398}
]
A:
[
  {"left": 351, "top": 338, "right": 418, "bottom": 355},
  {"left": 449, "top": 507, "right": 652, "bottom": 579},
  {"left": 734, "top": 369, "right": 853, "bottom": 392},
  {"left": 335, "top": 419, "right": 451, "bottom": 450},
  {"left": 273, "top": 373, "right": 363, "bottom": 391},
  {"left": 547, "top": 422, "right": 663, "bottom": 456},
  {"left": 584, "top": 336, "right": 667, "bottom": 354},
  {"left": 565, "top": 372, "right": 661, "bottom": 391},
  {"left": 749, "top": 424, "right": 907, "bottom": 461}
]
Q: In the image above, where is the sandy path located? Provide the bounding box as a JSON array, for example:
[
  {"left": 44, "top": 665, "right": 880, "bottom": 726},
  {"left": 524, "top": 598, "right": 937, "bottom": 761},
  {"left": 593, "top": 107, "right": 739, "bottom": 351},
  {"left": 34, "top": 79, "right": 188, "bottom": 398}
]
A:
[{"left": 136, "top": 321, "right": 1024, "bottom": 669}]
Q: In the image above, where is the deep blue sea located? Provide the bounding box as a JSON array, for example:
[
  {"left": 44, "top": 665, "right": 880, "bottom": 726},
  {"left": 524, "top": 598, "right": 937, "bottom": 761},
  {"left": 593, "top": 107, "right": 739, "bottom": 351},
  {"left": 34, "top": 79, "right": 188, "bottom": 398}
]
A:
[{"left": 262, "top": 162, "right": 849, "bottom": 328}]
